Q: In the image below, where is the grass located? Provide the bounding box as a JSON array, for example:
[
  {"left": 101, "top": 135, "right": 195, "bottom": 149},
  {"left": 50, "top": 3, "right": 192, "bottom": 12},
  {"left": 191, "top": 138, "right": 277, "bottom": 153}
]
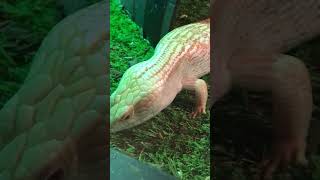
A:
[{"left": 110, "top": 0, "right": 210, "bottom": 179}]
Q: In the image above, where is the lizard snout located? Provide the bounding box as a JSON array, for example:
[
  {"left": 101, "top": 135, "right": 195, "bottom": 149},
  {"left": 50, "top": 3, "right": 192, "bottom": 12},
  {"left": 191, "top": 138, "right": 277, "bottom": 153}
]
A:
[{"left": 110, "top": 104, "right": 135, "bottom": 133}]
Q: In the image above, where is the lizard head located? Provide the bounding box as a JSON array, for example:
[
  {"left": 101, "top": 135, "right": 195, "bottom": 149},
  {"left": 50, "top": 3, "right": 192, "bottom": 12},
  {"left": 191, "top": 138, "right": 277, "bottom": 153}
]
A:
[{"left": 110, "top": 63, "right": 159, "bottom": 133}]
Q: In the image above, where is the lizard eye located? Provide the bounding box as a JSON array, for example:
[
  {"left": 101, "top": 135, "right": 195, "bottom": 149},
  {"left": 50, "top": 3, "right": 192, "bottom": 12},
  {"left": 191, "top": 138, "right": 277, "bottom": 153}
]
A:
[
  {"left": 119, "top": 106, "right": 134, "bottom": 122},
  {"left": 120, "top": 113, "right": 131, "bottom": 121}
]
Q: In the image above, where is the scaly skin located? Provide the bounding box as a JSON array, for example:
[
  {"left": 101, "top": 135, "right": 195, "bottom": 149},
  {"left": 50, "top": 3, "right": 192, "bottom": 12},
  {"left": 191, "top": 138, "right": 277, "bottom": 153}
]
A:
[
  {"left": 0, "top": 1, "right": 107, "bottom": 180},
  {"left": 110, "top": 19, "right": 210, "bottom": 133},
  {"left": 211, "top": 0, "right": 320, "bottom": 179}
]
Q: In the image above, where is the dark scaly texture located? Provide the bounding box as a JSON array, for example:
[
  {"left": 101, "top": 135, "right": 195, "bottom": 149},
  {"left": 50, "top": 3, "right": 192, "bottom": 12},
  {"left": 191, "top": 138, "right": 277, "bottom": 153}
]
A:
[{"left": 0, "top": 1, "right": 108, "bottom": 179}]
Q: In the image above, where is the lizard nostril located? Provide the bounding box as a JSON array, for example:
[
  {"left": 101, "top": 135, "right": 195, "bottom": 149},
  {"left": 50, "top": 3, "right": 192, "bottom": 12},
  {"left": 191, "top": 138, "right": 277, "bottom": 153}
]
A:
[{"left": 45, "top": 168, "right": 65, "bottom": 180}]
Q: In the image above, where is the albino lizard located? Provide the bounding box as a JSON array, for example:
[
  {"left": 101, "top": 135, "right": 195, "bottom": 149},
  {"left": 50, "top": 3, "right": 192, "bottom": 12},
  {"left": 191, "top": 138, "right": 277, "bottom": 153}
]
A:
[
  {"left": 0, "top": 1, "right": 107, "bottom": 180},
  {"left": 110, "top": 19, "right": 210, "bottom": 132},
  {"left": 211, "top": 0, "right": 320, "bottom": 179}
]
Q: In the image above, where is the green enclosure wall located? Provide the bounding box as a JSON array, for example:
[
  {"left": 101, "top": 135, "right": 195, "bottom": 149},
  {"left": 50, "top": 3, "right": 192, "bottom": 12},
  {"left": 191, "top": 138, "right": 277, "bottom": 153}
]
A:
[{"left": 120, "top": 0, "right": 178, "bottom": 47}]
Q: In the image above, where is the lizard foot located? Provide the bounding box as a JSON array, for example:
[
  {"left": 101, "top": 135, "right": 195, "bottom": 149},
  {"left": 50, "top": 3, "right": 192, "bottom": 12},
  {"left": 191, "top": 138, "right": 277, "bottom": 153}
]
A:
[
  {"left": 182, "top": 78, "right": 208, "bottom": 119},
  {"left": 191, "top": 105, "right": 206, "bottom": 118},
  {"left": 260, "top": 139, "right": 308, "bottom": 180}
]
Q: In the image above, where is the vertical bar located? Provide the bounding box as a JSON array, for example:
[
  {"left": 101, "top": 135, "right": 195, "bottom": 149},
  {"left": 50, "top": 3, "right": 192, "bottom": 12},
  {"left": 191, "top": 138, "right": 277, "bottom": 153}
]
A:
[
  {"left": 160, "top": 0, "right": 177, "bottom": 37},
  {"left": 168, "top": 0, "right": 180, "bottom": 30},
  {"left": 210, "top": 1, "right": 214, "bottom": 179},
  {"left": 106, "top": 0, "right": 111, "bottom": 179},
  {"left": 134, "top": 0, "right": 147, "bottom": 27},
  {"left": 143, "top": 0, "right": 167, "bottom": 46},
  {"left": 120, "top": 0, "right": 134, "bottom": 17}
]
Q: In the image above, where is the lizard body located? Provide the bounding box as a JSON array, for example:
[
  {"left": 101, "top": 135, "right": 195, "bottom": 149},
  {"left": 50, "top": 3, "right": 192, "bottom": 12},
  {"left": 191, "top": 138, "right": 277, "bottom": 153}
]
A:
[
  {"left": 211, "top": 0, "right": 320, "bottom": 178},
  {"left": 0, "top": 1, "right": 108, "bottom": 179},
  {"left": 110, "top": 19, "right": 210, "bottom": 132}
]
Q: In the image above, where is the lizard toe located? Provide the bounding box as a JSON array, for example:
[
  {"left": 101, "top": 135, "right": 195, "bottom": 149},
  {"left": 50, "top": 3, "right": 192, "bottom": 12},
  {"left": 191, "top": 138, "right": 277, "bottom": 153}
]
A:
[{"left": 191, "top": 106, "right": 206, "bottom": 118}]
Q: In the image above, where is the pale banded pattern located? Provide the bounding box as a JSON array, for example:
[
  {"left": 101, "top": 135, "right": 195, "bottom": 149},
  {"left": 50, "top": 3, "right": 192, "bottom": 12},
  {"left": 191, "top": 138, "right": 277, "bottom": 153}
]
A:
[{"left": 110, "top": 20, "right": 210, "bottom": 132}]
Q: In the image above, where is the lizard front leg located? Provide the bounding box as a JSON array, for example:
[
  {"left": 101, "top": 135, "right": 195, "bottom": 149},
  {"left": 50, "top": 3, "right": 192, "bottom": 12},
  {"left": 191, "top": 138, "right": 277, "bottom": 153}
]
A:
[
  {"left": 262, "top": 54, "right": 312, "bottom": 179},
  {"left": 182, "top": 78, "right": 208, "bottom": 118},
  {"left": 229, "top": 53, "right": 312, "bottom": 179}
]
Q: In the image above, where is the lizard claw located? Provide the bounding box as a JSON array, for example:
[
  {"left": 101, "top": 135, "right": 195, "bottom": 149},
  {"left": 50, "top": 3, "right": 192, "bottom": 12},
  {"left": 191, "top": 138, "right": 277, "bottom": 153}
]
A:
[
  {"left": 260, "top": 139, "right": 308, "bottom": 180},
  {"left": 191, "top": 105, "right": 206, "bottom": 118}
]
